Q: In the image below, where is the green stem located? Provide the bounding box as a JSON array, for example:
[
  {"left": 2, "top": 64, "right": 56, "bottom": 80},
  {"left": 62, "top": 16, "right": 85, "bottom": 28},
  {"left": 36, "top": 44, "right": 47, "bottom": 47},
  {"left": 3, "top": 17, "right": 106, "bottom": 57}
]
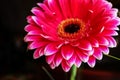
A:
[
  {"left": 70, "top": 65, "right": 77, "bottom": 80},
  {"left": 42, "top": 66, "right": 55, "bottom": 80},
  {"left": 104, "top": 54, "right": 120, "bottom": 60}
]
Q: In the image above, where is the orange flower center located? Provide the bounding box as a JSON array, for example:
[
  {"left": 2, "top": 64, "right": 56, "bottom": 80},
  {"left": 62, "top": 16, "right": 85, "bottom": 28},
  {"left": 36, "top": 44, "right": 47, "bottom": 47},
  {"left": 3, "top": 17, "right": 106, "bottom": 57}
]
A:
[{"left": 58, "top": 18, "right": 86, "bottom": 40}]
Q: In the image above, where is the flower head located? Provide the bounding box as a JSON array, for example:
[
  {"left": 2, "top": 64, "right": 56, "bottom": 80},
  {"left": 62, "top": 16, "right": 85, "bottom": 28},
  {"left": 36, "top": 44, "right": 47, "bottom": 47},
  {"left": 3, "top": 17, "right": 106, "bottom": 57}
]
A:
[{"left": 24, "top": 0, "right": 120, "bottom": 72}]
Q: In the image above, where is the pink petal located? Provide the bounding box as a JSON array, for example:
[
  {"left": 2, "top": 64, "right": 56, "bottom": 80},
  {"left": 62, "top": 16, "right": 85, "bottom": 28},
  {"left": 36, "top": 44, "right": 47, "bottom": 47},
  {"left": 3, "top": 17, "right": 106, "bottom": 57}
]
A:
[
  {"left": 37, "top": 3, "right": 54, "bottom": 17},
  {"left": 47, "top": 0, "right": 63, "bottom": 20},
  {"left": 31, "top": 7, "right": 45, "bottom": 18},
  {"left": 67, "top": 54, "right": 76, "bottom": 66},
  {"left": 79, "top": 39, "right": 92, "bottom": 51},
  {"left": 61, "top": 45, "right": 74, "bottom": 60},
  {"left": 46, "top": 54, "right": 55, "bottom": 64},
  {"left": 74, "top": 57, "right": 82, "bottom": 68},
  {"left": 24, "top": 25, "right": 41, "bottom": 32},
  {"left": 28, "top": 41, "right": 47, "bottom": 50},
  {"left": 24, "top": 35, "right": 41, "bottom": 42},
  {"left": 39, "top": 48, "right": 44, "bottom": 56},
  {"left": 27, "top": 30, "right": 42, "bottom": 35},
  {"left": 102, "top": 0, "right": 112, "bottom": 9},
  {"left": 71, "top": 0, "right": 87, "bottom": 18},
  {"left": 33, "top": 48, "right": 44, "bottom": 59},
  {"left": 33, "top": 48, "right": 42, "bottom": 59},
  {"left": 44, "top": 43, "right": 58, "bottom": 56},
  {"left": 54, "top": 53, "right": 63, "bottom": 67},
  {"left": 96, "top": 37, "right": 109, "bottom": 46},
  {"left": 106, "top": 26, "right": 119, "bottom": 30},
  {"left": 58, "top": 0, "right": 72, "bottom": 18},
  {"left": 87, "top": 56, "right": 96, "bottom": 68},
  {"left": 50, "top": 62, "right": 56, "bottom": 69},
  {"left": 105, "top": 18, "right": 120, "bottom": 30},
  {"left": 105, "top": 36, "right": 117, "bottom": 47},
  {"left": 100, "top": 46, "right": 109, "bottom": 55},
  {"left": 109, "top": 18, "right": 120, "bottom": 26},
  {"left": 95, "top": 0, "right": 112, "bottom": 12},
  {"left": 93, "top": 48, "right": 103, "bottom": 60},
  {"left": 40, "top": 34, "right": 58, "bottom": 41},
  {"left": 76, "top": 49, "right": 89, "bottom": 63},
  {"left": 26, "top": 16, "right": 35, "bottom": 24},
  {"left": 106, "top": 8, "right": 118, "bottom": 17},
  {"left": 100, "top": 30, "right": 118, "bottom": 36},
  {"left": 32, "top": 16, "right": 42, "bottom": 27},
  {"left": 61, "top": 60, "right": 71, "bottom": 72}
]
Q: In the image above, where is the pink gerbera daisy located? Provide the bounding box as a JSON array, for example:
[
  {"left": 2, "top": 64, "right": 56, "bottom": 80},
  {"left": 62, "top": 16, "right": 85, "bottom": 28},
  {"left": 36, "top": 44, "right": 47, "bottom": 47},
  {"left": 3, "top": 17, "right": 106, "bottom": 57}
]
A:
[{"left": 24, "top": 0, "right": 120, "bottom": 72}]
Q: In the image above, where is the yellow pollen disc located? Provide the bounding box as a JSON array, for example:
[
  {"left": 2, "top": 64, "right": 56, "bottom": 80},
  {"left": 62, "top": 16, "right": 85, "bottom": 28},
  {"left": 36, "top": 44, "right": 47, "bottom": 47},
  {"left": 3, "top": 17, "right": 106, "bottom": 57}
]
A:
[{"left": 57, "top": 18, "right": 85, "bottom": 40}]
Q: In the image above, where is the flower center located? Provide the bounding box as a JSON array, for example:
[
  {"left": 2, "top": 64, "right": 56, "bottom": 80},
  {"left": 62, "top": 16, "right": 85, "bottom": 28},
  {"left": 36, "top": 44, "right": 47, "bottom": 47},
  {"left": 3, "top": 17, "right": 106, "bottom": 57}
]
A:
[
  {"left": 64, "top": 24, "right": 80, "bottom": 34},
  {"left": 57, "top": 18, "right": 85, "bottom": 40}
]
